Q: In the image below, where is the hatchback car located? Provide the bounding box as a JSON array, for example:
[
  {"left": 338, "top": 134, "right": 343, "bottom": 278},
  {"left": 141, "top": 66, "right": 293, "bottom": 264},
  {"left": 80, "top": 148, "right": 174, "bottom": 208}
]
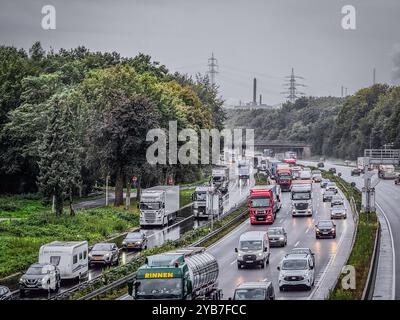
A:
[
  {"left": 351, "top": 168, "right": 361, "bottom": 176},
  {"left": 326, "top": 182, "right": 338, "bottom": 194},
  {"left": 122, "top": 231, "right": 148, "bottom": 250},
  {"left": 331, "top": 205, "right": 347, "bottom": 219},
  {"left": 329, "top": 168, "right": 337, "bottom": 174},
  {"left": 315, "top": 220, "right": 336, "bottom": 239},
  {"left": 267, "top": 227, "right": 287, "bottom": 247},
  {"left": 330, "top": 195, "right": 344, "bottom": 207},
  {"left": 322, "top": 190, "right": 336, "bottom": 202},
  {"left": 320, "top": 179, "right": 330, "bottom": 188},
  {"left": 88, "top": 243, "right": 119, "bottom": 267}
]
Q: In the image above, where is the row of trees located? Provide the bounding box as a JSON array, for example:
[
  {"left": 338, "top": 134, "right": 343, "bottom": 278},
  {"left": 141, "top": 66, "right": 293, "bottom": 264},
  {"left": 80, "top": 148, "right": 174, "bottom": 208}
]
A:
[
  {"left": 225, "top": 84, "right": 400, "bottom": 159},
  {"left": 0, "top": 42, "right": 225, "bottom": 215}
]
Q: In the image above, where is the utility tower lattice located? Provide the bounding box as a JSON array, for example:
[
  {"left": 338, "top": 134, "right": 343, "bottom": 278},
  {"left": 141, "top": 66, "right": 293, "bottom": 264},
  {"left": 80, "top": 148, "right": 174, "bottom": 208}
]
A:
[
  {"left": 281, "top": 68, "right": 306, "bottom": 103},
  {"left": 207, "top": 53, "right": 218, "bottom": 87}
]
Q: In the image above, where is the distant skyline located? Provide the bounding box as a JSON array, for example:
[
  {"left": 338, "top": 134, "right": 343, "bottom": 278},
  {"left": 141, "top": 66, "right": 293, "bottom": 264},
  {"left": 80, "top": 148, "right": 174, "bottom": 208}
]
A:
[{"left": 1, "top": 0, "right": 400, "bottom": 105}]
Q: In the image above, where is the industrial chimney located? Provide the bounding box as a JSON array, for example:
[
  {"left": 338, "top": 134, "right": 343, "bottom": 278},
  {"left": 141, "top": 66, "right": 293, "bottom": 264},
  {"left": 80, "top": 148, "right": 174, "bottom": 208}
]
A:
[
  {"left": 253, "top": 78, "right": 257, "bottom": 105},
  {"left": 259, "top": 94, "right": 262, "bottom": 105}
]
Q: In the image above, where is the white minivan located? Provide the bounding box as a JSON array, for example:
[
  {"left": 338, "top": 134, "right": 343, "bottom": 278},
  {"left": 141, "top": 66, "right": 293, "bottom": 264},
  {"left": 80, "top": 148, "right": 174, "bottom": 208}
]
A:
[
  {"left": 235, "top": 231, "right": 270, "bottom": 269},
  {"left": 39, "top": 241, "right": 88, "bottom": 281}
]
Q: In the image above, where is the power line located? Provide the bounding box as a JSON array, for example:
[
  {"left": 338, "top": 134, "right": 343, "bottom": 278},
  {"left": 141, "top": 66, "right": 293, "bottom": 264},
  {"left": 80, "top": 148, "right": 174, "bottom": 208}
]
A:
[
  {"left": 207, "top": 53, "right": 218, "bottom": 87},
  {"left": 281, "top": 67, "right": 306, "bottom": 103}
]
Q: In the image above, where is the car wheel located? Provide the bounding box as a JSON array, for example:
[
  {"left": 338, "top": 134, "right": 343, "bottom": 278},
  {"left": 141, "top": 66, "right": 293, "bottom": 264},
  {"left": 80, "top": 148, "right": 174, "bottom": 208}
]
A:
[
  {"left": 266, "top": 256, "right": 270, "bottom": 264},
  {"left": 307, "top": 285, "right": 312, "bottom": 291},
  {"left": 261, "top": 260, "right": 265, "bottom": 269},
  {"left": 344, "top": 215, "right": 347, "bottom": 219},
  {"left": 56, "top": 281, "right": 60, "bottom": 292},
  {"left": 316, "top": 235, "right": 319, "bottom": 239},
  {"left": 333, "top": 234, "right": 336, "bottom": 239},
  {"left": 279, "top": 286, "right": 284, "bottom": 292},
  {"left": 237, "top": 262, "right": 242, "bottom": 269}
]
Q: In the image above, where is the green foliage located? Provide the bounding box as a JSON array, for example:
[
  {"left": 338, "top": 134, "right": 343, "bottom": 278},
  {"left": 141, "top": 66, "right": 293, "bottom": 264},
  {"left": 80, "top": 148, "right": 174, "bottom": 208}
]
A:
[
  {"left": 0, "top": 194, "right": 46, "bottom": 218},
  {"left": 0, "top": 206, "right": 139, "bottom": 278},
  {"left": 179, "top": 189, "right": 194, "bottom": 208},
  {"left": 255, "top": 172, "right": 270, "bottom": 185}
]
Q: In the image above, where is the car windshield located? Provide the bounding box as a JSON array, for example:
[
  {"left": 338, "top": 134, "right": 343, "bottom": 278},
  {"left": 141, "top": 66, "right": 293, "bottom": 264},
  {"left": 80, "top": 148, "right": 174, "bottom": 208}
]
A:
[
  {"left": 327, "top": 183, "right": 336, "bottom": 187},
  {"left": 140, "top": 202, "right": 161, "bottom": 210},
  {"left": 93, "top": 244, "right": 112, "bottom": 251},
  {"left": 250, "top": 197, "right": 270, "bottom": 208},
  {"left": 278, "top": 175, "right": 291, "bottom": 180},
  {"left": 126, "top": 233, "right": 143, "bottom": 240},
  {"left": 240, "top": 240, "right": 262, "bottom": 251},
  {"left": 292, "top": 192, "right": 311, "bottom": 200},
  {"left": 268, "top": 229, "right": 283, "bottom": 235},
  {"left": 194, "top": 192, "right": 206, "bottom": 201},
  {"left": 318, "top": 221, "right": 333, "bottom": 228},
  {"left": 291, "top": 249, "right": 309, "bottom": 255},
  {"left": 312, "top": 171, "right": 321, "bottom": 174},
  {"left": 234, "top": 288, "right": 266, "bottom": 300},
  {"left": 282, "top": 259, "right": 308, "bottom": 270},
  {"left": 136, "top": 278, "right": 182, "bottom": 299},
  {"left": 325, "top": 191, "right": 335, "bottom": 196},
  {"left": 332, "top": 205, "right": 345, "bottom": 211},
  {"left": 26, "top": 266, "right": 45, "bottom": 275}
]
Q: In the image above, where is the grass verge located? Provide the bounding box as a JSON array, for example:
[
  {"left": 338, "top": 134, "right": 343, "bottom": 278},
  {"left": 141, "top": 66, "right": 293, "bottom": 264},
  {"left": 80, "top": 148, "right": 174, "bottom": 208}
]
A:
[{"left": 0, "top": 194, "right": 47, "bottom": 219}]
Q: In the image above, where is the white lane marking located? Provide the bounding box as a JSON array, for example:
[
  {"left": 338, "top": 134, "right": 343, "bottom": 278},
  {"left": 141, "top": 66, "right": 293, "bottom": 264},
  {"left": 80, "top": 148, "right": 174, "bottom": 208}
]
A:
[
  {"left": 294, "top": 241, "right": 300, "bottom": 247},
  {"left": 230, "top": 259, "right": 237, "bottom": 265},
  {"left": 262, "top": 278, "right": 268, "bottom": 281},
  {"left": 305, "top": 227, "right": 310, "bottom": 234},
  {"left": 376, "top": 202, "right": 396, "bottom": 300},
  {"left": 279, "top": 219, "right": 284, "bottom": 223}
]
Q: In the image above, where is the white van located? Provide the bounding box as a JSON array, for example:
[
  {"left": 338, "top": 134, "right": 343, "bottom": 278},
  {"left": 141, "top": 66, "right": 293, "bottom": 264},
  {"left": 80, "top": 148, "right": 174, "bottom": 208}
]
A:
[
  {"left": 39, "top": 241, "right": 88, "bottom": 280},
  {"left": 235, "top": 231, "right": 270, "bottom": 269}
]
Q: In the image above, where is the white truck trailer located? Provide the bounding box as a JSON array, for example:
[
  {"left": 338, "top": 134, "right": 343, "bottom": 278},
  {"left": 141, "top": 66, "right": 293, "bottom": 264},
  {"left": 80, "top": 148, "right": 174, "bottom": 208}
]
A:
[
  {"left": 139, "top": 186, "right": 180, "bottom": 227},
  {"left": 211, "top": 166, "right": 229, "bottom": 194},
  {"left": 192, "top": 185, "right": 223, "bottom": 219}
]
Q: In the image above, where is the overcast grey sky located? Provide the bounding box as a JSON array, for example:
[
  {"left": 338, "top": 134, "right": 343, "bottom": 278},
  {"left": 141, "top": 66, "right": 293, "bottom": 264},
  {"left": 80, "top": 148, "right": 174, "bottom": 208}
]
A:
[{"left": 1, "top": 0, "right": 400, "bottom": 105}]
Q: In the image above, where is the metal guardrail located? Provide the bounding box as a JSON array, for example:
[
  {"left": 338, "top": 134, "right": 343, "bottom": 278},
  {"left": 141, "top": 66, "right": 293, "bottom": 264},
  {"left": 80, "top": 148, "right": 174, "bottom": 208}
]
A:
[{"left": 72, "top": 205, "right": 248, "bottom": 300}]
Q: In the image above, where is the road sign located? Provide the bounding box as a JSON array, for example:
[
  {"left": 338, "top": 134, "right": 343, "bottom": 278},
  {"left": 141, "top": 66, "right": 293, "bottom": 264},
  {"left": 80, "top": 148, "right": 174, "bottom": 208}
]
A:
[
  {"left": 132, "top": 176, "right": 137, "bottom": 182},
  {"left": 167, "top": 176, "right": 174, "bottom": 185}
]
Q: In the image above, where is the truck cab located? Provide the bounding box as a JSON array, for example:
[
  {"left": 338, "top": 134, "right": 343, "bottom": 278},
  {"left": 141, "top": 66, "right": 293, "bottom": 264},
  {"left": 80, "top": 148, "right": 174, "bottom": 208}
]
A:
[
  {"left": 211, "top": 167, "right": 229, "bottom": 194},
  {"left": 248, "top": 185, "right": 281, "bottom": 224},
  {"left": 276, "top": 168, "right": 292, "bottom": 192},
  {"left": 291, "top": 180, "right": 313, "bottom": 216},
  {"left": 238, "top": 160, "right": 250, "bottom": 180}
]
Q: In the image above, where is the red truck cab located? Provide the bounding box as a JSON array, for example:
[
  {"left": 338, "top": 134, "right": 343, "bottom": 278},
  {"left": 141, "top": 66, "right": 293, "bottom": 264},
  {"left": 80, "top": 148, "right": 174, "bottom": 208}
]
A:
[
  {"left": 276, "top": 168, "right": 292, "bottom": 192},
  {"left": 247, "top": 185, "right": 281, "bottom": 224}
]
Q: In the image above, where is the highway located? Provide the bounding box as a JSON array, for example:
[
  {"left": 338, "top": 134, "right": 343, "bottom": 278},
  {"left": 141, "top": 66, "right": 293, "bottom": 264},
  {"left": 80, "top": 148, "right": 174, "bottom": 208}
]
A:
[
  {"left": 302, "top": 160, "right": 399, "bottom": 299},
  {"left": 207, "top": 182, "right": 354, "bottom": 300}
]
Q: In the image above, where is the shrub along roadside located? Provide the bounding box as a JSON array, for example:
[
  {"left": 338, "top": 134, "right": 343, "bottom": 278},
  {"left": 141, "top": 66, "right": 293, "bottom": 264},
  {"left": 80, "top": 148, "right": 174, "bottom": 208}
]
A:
[
  {"left": 68, "top": 204, "right": 248, "bottom": 300},
  {"left": 0, "top": 207, "right": 139, "bottom": 278},
  {"left": 320, "top": 171, "right": 378, "bottom": 300},
  {"left": 0, "top": 194, "right": 47, "bottom": 219}
]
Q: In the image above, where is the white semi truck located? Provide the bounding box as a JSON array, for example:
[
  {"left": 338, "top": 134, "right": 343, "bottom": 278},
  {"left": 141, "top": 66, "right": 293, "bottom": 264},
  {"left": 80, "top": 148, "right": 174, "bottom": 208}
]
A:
[
  {"left": 211, "top": 166, "right": 229, "bottom": 194},
  {"left": 291, "top": 180, "right": 313, "bottom": 217},
  {"left": 238, "top": 159, "right": 250, "bottom": 180},
  {"left": 139, "top": 186, "right": 180, "bottom": 227},
  {"left": 192, "top": 185, "right": 223, "bottom": 219},
  {"left": 378, "top": 164, "right": 397, "bottom": 179}
]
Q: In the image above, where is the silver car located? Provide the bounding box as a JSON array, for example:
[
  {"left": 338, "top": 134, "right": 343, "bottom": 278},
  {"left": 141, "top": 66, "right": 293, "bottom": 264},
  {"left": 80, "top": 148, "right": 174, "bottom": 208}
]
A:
[
  {"left": 330, "top": 195, "right": 344, "bottom": 207},
  {"left": 330, "top": 205, "right": 347, "bottom": 219},
  {"left": 267, "top": 227, "right": 287, "bottom": 247}
]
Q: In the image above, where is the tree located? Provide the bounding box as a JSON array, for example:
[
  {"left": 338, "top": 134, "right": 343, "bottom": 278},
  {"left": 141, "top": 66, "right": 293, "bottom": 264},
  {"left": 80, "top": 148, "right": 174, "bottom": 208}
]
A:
[
  {"left": 37, "top": 92, "right": 81, "bottom": 215},
  {"left": 87, "top": 94, "right": 159, "bottom": 207}
]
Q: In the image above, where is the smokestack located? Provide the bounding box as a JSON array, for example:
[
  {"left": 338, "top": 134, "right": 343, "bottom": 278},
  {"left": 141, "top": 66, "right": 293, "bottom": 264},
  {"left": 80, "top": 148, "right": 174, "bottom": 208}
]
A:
[
  {"left": 259, "top": 94, "right": 262, "bottom": 105},
  {"left": 253, "top": 78, "right": 257, "bottom": 105}
]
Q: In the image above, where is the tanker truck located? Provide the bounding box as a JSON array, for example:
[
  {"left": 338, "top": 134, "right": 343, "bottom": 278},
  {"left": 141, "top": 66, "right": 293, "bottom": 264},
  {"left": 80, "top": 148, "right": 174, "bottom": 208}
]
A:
[{"left": 128, "top": 247, "right": 221, "bottom": 300}]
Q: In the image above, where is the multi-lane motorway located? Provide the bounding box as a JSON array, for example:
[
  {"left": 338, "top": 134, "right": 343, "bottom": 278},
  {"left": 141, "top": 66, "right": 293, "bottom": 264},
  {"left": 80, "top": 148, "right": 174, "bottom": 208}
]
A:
[
  {"left": 302, "top": 160, "right": 399, "bottom": 299},
  {"left": 207, "top": 182, "right": 354, "bottom": 300}
]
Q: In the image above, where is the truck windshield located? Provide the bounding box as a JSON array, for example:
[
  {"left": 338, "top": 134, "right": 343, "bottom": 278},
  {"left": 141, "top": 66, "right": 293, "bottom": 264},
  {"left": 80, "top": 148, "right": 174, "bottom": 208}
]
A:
[
  {"left": 140, "top": 202, "right": 161, "bottom": 210},
  {"left": 234, "top": 288, "right": 266, "bottom": 300},
  {"left": 194, "top": 192, "right": 206, "bottom": 201},
  {"left": 136, "top": 278, "right": 182, "bottom": 299},
  {"left": 213, "top": 176, "right": 223, "bottom": 182},
  {"left": 278, "top": 176, "right": 291, "bottom": 181},
  {"left": 282, "top": 260, "right": 308, "bottom": 270},
  {"left": 291, "top": 192, "right": 311, "bottom": 200},
  {"left": 250, "top": 198, "right": 270, "bottom": 208},
  {"left": 240, "top": 240, "right": 262, "bottom": 251}
]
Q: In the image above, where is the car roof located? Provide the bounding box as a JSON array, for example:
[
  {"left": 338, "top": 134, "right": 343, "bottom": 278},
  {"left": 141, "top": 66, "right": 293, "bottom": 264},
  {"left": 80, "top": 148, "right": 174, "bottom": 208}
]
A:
[
  {"left": 291, "top": 247, "right": 311, "bottom": 252},
  {"left": 283, "top": 253, "right": 309, "bottom": 260},
  {"left": 317, "top": 220, "right": 334, "bottom": 224},
  {"left": 240, "top": 231, "right": 266, "bottom": 240},
  {"left": 268, "top": 227, "right": 284, "bottom": 231},
  {"left": 236, "top": 281, "right": 272, "bottom": 289}
]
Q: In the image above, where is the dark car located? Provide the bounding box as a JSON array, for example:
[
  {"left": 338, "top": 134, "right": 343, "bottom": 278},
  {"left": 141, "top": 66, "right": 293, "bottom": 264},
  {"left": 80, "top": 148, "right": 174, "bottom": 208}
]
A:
[
  {"left": 317, "top": 162, "right": 324, "bottom": 168},
  {"left": 315, "top": 220, "right": 336, "bottom": 239},
  {"left": 288, "top": 248, "right": 315, "bottom": 266},
  {"left": 323, "top": 190, "right": 336, "bottom": 202},
  {"left": 329, "top": 168, "right": 336, "bottom": 174},
  {"left": 330, "top": 205, "right": 347, "bottom": 219},
  {"left": 267, "top": 227, "right": 287, "bottom": 247},
  {"left": 351, "top": 168, "right": 361, "bottom": 176},
  {"left": 232, "top": 281, "right": 275, "bottom": 300},
  {"left": 89, "top": 243, "right": 119, "bottom": 267},
  {"left": 0, "top": 286, "right": 12, "bottom": 300},
  {"left": 395, "top": 175, "right": 400, "bottom": 185},
  {"left": 122, "top": 231, "right": 148, "bottom": 250}
]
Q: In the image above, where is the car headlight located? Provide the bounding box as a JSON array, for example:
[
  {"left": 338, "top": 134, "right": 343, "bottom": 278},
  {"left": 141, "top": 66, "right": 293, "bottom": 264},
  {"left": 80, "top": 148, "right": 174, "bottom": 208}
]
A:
[
  {"left": 136, "top": 241, "right": 142, "bottom": 244},
  {"left": 279, "top": 236, "right": 285, "bottom": 240},
  {"left": 331, "top": 228, "right": 336, "bottom": 232},
  {"left": 238, "top": 253, "right": 242, "bottom": 257},
  {"left": 258, "top": 253, "right": 263, "bottom": 257},
  {"left": 122, "top": 241, "right": 126, "bottom": 245},
  {"left": 316, "top": 228, "right": 320, "bottom": 232}
]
